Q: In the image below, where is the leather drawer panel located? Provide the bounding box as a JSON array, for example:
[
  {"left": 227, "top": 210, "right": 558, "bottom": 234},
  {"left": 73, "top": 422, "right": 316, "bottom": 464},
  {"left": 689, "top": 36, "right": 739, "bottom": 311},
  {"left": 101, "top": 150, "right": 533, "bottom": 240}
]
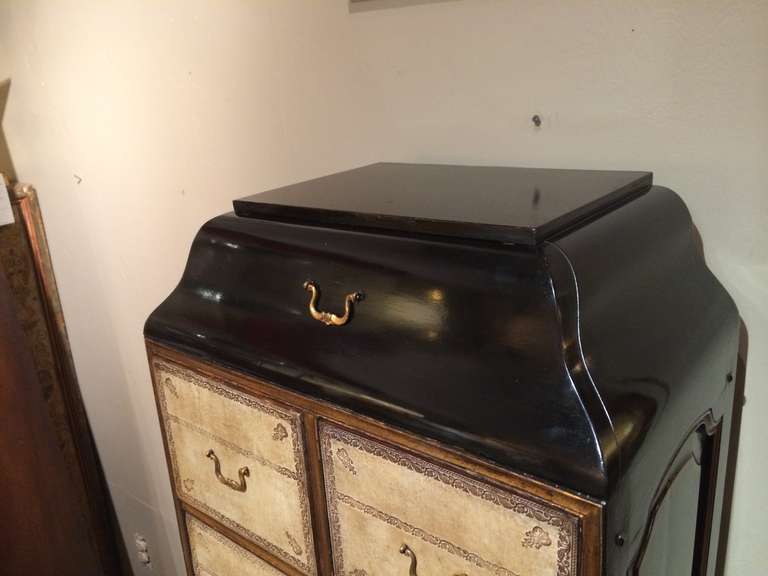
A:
[
  {"left": 186, "top": 515, "right": 287, "bottom": 576},
  {"left": 320, "top": 423, "right": 579, "bottom": 576},
  {"left": 153, "top": 359, "right": 315, "bottom": 575}
]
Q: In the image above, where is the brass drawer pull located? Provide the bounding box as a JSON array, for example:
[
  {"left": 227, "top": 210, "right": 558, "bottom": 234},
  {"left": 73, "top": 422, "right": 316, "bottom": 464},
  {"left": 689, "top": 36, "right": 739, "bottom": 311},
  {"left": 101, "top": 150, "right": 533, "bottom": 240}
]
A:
[
  {"left": 400, "top": 544, "right": 468, "bottom": 576},
  {"left": 303, "top": 281, "right": 362, "bottom": 327},
  {"left": 206, "top": 449, "right": 250, "bottom": 493}
]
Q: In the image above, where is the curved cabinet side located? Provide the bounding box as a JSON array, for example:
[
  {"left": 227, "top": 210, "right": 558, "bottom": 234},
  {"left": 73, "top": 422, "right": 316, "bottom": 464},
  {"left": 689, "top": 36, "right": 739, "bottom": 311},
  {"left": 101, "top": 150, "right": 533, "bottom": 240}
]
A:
[
  {"left": 554, "top": 186, "right": 740, "bottom": 575},
  {"left": 543, "top": 242, "right": 620, "bottom": 489},
  {"left": 145, "top": 215, "right": 609, "bottom": 496}
]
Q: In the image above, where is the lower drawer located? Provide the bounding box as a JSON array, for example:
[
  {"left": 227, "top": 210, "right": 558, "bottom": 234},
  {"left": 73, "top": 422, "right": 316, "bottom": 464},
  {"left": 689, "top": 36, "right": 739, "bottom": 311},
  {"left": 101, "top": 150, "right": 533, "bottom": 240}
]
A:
[
  {"left": 320, "top": 423, "right": 579, "bottom": 576},
  {"left": 186, "top": 514, "right": 287, "bottom": 576}
]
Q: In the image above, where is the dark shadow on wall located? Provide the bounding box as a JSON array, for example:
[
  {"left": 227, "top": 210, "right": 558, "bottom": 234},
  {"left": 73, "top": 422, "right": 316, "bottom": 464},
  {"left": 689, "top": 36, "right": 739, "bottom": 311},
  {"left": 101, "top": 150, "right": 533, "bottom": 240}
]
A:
[
  {"left": 350, "top": 0, "right": 460, "bottom": 13},
  {"left": 0, "top": 79, "right": 17, "bottom": 181}
]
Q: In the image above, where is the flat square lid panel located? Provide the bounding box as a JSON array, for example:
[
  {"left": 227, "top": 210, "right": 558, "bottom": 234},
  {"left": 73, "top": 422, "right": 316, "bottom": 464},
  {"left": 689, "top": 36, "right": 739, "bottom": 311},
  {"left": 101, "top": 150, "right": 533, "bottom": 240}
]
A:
[{"left": 233, "top": 163, "right": 652, "bottom": 245}]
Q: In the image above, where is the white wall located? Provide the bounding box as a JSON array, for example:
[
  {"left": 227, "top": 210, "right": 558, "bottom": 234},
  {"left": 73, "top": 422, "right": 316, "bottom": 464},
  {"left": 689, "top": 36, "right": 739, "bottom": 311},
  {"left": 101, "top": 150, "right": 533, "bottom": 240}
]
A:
[{"left": 0, "top": 1, "right": 765, "bottom": 574}]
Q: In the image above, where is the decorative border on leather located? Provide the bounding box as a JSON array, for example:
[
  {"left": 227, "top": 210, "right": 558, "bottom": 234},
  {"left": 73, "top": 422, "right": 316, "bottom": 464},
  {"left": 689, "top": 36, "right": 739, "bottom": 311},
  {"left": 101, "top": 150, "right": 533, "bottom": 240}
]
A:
[
  {"left": 153, "top": 359, "right": 316, "bottom": 576},
  {"left": 320, "top": 423, "right": 578, "bottom": 576},
  {"left": 186, "top": 514, "right": 285, "bottom": 576}
]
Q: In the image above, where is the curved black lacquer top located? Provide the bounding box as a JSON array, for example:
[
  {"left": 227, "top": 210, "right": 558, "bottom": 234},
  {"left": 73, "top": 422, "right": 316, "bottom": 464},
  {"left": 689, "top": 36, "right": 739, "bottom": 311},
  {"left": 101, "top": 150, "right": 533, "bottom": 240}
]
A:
[
  {"left": 234, "top": 163, "right": 652, "bottom": 245},
  {"left": 146, "top": 165, "right": 738, "bottom": 506}
]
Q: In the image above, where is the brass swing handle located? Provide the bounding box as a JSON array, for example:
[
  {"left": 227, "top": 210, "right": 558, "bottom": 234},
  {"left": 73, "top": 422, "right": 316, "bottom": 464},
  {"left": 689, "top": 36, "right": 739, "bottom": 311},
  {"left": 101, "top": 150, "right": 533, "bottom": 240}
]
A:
[
  {"left": 206, "top": 449, "right": 250, "bottom": 493},
  {"left": 399, "top": 544, "right": 468, "bottom": 576},
  {"left": 303, "top": 281, "right": 363, "bottom": 327}
]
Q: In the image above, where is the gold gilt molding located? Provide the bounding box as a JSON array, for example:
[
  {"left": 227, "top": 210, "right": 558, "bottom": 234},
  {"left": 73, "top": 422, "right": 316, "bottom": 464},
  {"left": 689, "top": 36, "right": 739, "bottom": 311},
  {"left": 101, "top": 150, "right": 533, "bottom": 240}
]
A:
[{"left": 0, "top": 178, "right": 123, "bottom": 574}]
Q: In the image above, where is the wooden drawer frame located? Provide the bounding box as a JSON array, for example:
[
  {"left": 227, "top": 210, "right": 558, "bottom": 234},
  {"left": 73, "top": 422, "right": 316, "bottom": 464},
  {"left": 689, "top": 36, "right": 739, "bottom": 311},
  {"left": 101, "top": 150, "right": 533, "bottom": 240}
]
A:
[{"left": 148, "top": 341, "right": 604, "bottom": 576}]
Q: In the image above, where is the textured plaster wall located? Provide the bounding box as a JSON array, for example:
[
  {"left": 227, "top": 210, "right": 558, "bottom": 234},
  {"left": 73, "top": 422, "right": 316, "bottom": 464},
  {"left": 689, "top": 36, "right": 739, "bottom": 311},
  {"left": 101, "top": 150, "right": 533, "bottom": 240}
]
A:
[{"left": 0, "top": 1, "right": 766, "bottom": 574}]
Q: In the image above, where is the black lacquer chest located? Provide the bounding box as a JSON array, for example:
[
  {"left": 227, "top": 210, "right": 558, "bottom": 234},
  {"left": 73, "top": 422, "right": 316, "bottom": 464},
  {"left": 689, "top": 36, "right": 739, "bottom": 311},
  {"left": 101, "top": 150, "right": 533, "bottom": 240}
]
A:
[{"left": 146, "top": 163, "right": 739, "bottom": 576}]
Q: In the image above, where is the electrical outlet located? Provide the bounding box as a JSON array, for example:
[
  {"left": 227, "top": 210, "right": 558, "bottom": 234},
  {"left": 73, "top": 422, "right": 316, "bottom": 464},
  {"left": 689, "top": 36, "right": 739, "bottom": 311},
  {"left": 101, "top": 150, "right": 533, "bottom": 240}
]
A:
[{"left": 134, "top": 534, "right": 152, "bottom": 569}]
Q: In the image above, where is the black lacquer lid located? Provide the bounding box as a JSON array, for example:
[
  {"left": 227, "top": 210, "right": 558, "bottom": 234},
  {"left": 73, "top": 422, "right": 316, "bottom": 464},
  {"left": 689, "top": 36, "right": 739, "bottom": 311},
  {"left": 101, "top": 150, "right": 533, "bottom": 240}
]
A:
[{"left": 234, "top": 162, "right": 652, "bottom": 245}]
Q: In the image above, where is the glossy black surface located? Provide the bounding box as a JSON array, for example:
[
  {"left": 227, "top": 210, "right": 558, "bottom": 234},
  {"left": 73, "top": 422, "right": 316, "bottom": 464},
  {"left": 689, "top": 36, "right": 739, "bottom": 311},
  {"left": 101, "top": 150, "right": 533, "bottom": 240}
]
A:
[
  {"left": 147, "top": 167, "right": 740, "bottom": 575},
  {"left": 233, "top": 163, "right": 652, "bottom": 245},
  {"left": 147, "top": 215, "right": 607, "bottom": 494},
  {"left": 553, "top": 187, "right": 739, "bottom": 574}
]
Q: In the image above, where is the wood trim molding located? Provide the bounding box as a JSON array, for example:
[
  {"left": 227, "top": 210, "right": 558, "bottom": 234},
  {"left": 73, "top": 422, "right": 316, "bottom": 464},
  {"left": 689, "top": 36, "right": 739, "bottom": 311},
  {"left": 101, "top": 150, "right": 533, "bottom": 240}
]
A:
[
  {"left": 2, "top": 181, "right": 126, "bottom": 575},
  {"left": 147, "top": 340, "right": 604, "bottom": 576},
  {"left": 303, "top": 413, "right": 335, "bottom": 576},
  {"left": 146, "top": 341, "right": 196, "bottom": 576}
]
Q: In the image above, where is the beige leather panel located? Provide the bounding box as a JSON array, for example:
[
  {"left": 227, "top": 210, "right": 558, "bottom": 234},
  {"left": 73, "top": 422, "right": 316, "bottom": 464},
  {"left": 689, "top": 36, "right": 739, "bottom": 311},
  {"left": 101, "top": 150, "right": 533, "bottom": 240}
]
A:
[
  {"left": 320, "top": 423, "right": 578, "bottom": 576},
  {"left": 187, "top": 515, "right": 286, "bottom": 576},
  {"left": 153, "top": 359, "right": 315, "bottom": 575}
]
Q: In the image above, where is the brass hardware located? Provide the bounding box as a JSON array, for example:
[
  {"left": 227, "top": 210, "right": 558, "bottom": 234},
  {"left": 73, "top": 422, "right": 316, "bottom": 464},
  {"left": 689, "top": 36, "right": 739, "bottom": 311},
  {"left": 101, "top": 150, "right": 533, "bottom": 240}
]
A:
[
  {"left": 399, "top": 544, "right": 468, "bottom": 576},
  {"left": 206, "top": 449, "right": 250, "bottom": 492},
  {"left": 303, "top": 281, "right": 362, "bottom": 327},
  {"left": 400, "top": 544, "right": 419, "bottom": 576}
]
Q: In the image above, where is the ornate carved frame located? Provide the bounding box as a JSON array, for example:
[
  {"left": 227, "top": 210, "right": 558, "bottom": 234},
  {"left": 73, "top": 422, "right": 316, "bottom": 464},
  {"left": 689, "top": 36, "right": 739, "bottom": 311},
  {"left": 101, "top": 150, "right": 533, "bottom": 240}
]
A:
[{"left": 0, "top": 178, "right": 124, "bottom": 575}]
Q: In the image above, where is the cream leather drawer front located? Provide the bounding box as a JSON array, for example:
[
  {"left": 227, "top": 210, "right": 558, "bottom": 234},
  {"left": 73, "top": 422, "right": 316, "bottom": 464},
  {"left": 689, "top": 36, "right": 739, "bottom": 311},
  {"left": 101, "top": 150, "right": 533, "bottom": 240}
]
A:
[
  {"left": 153, "top": 359, "right": 316, "bottom": 575},
  {"left": 320, "top": 423, "right": 579, "bottom": 576},
  {"left": 186, "top": 515, "right": 287, "bottom": 576}
]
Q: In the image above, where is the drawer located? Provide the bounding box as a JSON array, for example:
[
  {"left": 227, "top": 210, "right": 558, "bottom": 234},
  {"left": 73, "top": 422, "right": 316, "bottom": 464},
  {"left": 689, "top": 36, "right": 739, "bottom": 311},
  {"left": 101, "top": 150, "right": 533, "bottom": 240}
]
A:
[
  {"left": 153, "top": 359, "right": 316, "bottom": 575},
  {"left": 320, "top": 423, "right": 579, "bottom": 576},
  {"left": 186, "top": 514, "right": 287, "bottom": 576}
]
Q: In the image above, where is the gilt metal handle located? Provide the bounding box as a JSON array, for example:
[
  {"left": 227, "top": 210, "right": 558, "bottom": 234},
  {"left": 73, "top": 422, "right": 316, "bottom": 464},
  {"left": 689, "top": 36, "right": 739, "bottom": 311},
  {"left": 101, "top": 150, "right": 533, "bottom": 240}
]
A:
[
  {"left": 206, "top": 449, "right": 250, "bottom": 493},
  {"left": 303, "top": 281, "right": 362, "bottom": 327},
  {"left": 399, "top": 544, "right": 468, "bottom": 576}
]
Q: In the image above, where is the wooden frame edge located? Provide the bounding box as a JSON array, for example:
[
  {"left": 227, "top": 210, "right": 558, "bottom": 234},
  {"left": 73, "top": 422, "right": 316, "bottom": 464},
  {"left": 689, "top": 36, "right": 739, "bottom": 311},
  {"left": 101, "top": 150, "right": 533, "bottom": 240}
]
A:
[
  {"left": 146, "top": 340, "right": 196, "bottom": 576},
  {"left": 7, "top": 181, "right": 126, "bottom": 576},
  {"left": 303, "top": 413, "right": 335, "bottom": 576}
]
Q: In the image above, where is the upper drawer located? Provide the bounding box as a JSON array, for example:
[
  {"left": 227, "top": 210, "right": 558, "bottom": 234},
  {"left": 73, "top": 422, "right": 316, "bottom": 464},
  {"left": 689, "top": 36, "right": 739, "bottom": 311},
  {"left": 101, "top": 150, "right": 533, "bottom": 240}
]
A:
[
  {"left": 320, "top": 422, "right": 579, "bottom": 576},
  {"left": 152, "top": 358, "right": 316, "bottom": 575}
]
